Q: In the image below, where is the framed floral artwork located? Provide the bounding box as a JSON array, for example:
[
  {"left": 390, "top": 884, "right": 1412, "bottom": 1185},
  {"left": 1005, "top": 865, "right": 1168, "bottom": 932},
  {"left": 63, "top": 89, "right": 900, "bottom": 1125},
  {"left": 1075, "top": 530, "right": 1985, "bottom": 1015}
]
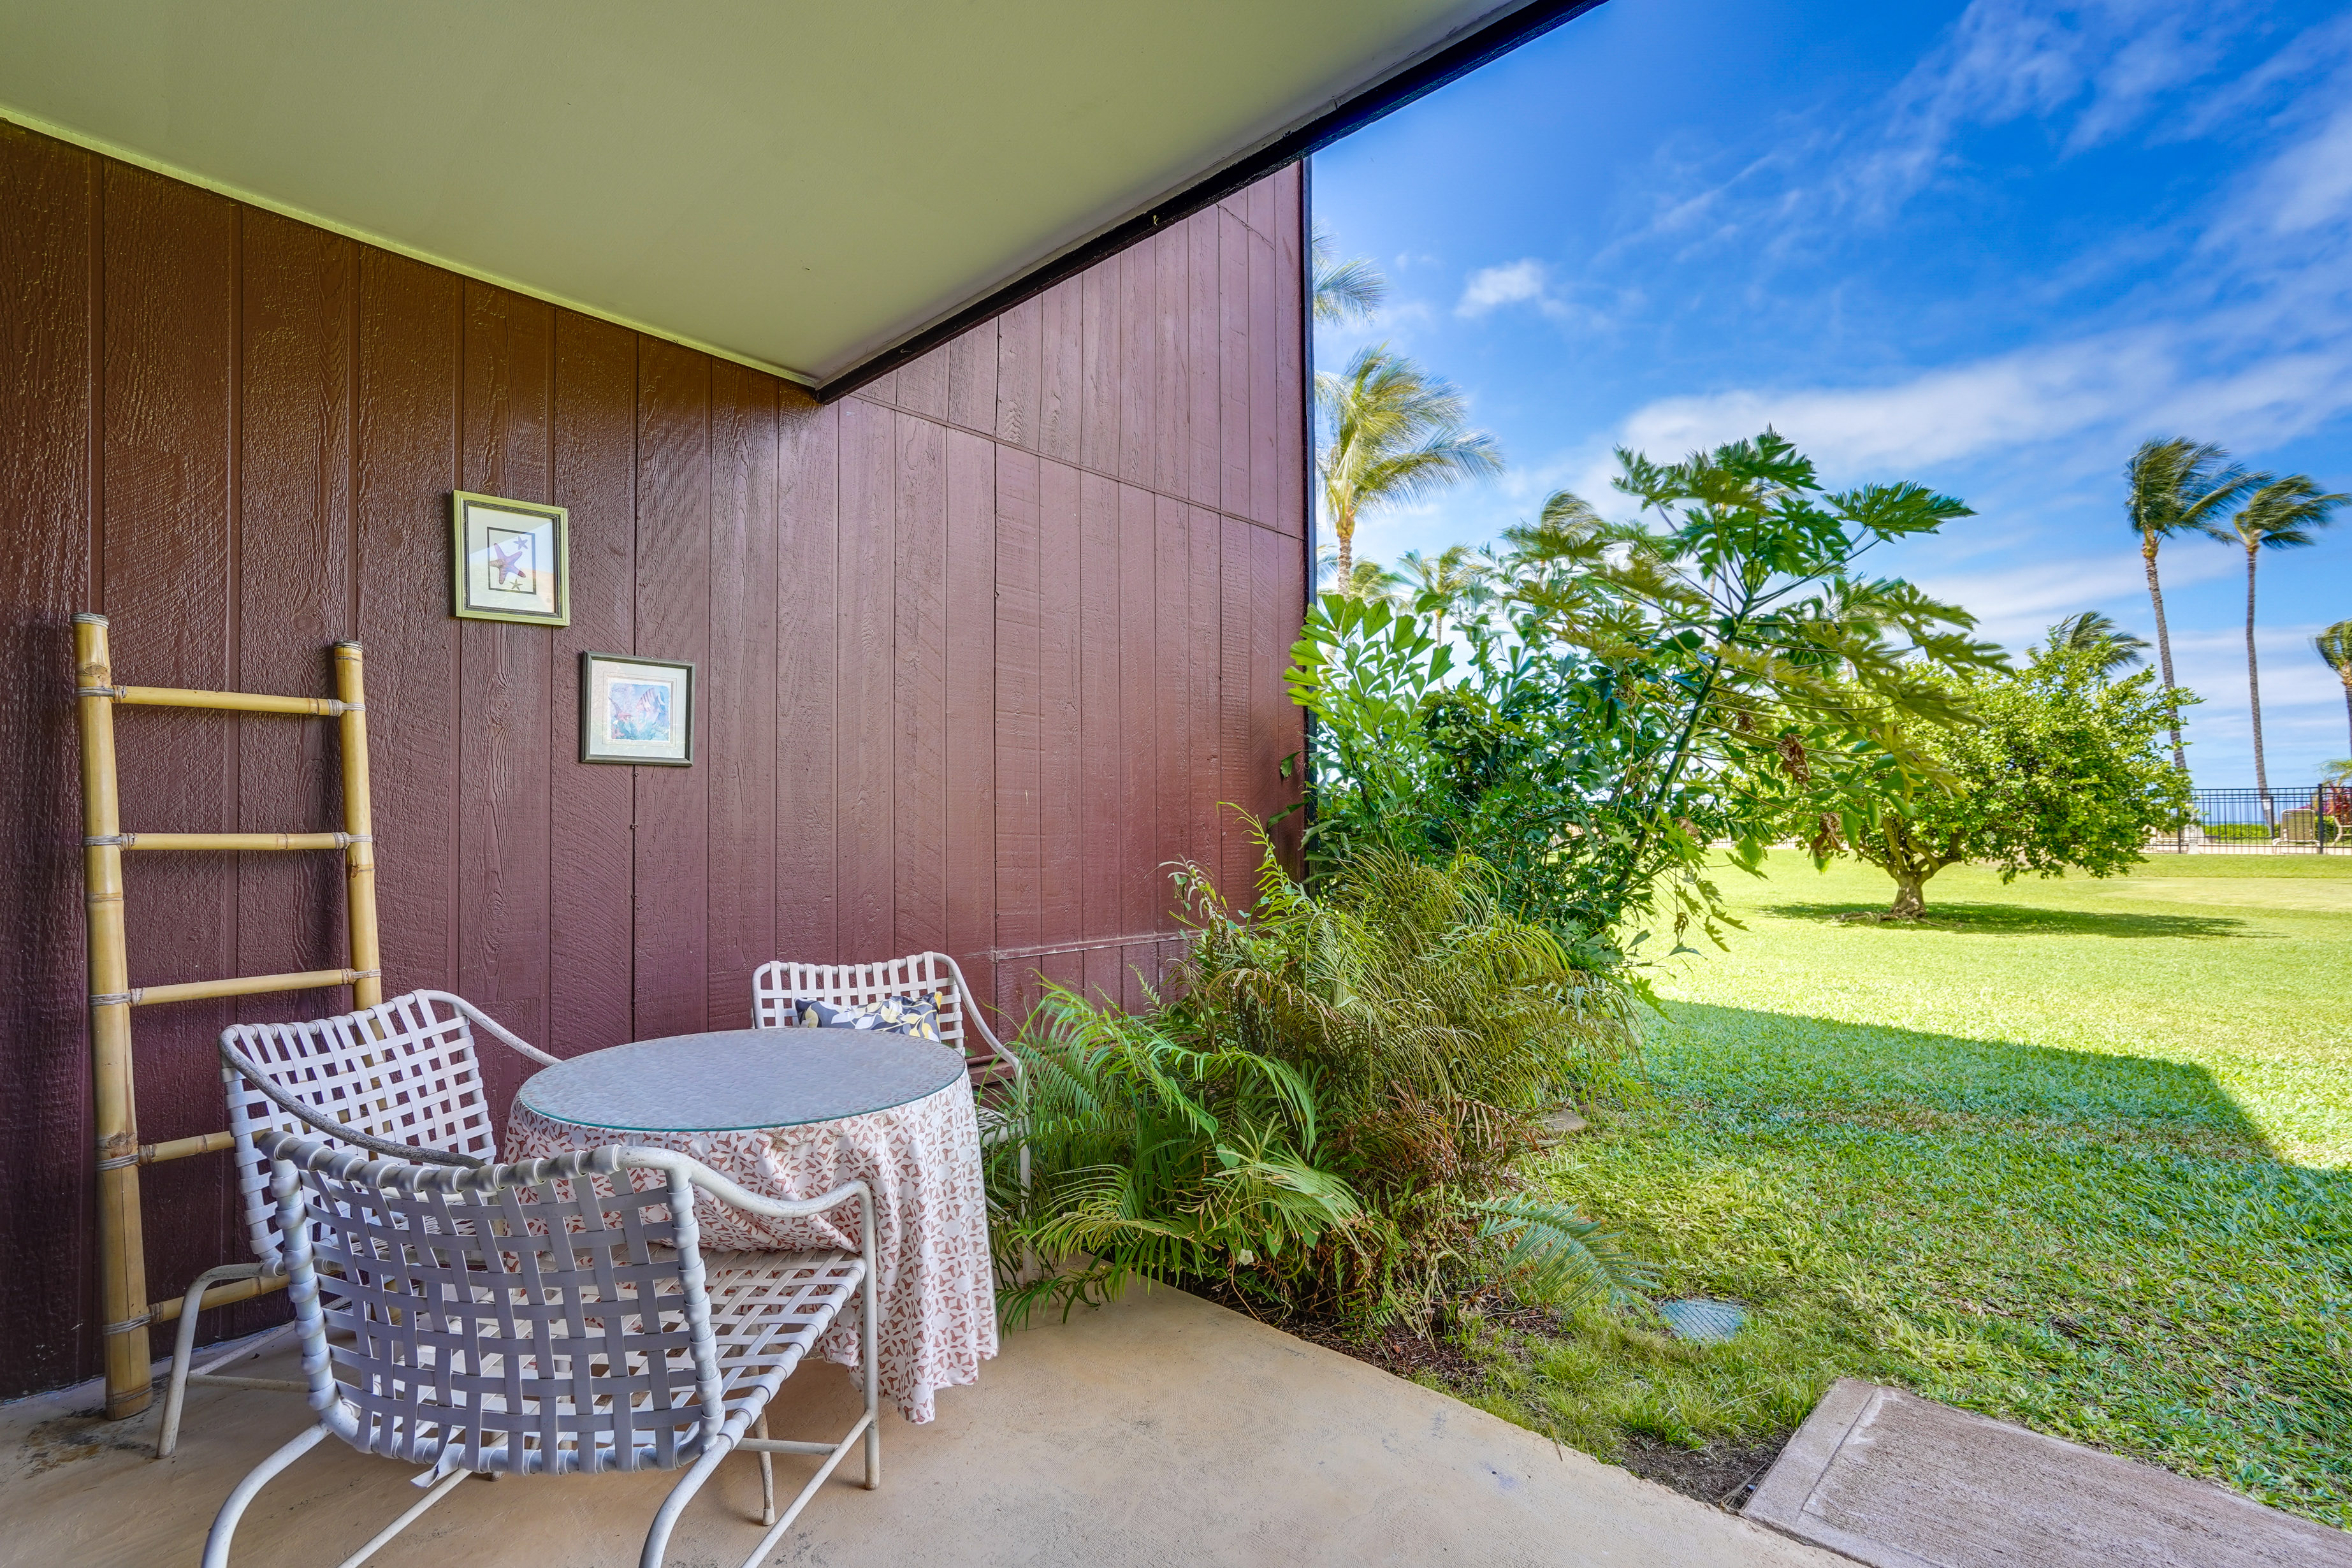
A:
[
  {"left": 451, "top": 491, "right": 570, "bottom": 626},
  {"left": 579, "top": 653, "right": 694, "bottom": 766}
]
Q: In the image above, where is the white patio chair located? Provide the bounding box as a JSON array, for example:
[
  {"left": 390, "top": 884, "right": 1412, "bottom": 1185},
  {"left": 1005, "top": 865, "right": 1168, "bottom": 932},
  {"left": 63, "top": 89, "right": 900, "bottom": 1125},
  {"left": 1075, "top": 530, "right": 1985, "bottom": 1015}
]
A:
[
  {"left": 751, "top": 950, "right": 1020, "bottom": 1089},
  {"left": 156, "top": 989, "right": 560, "bottom": 1459},
  {"left": 202, "top": 1131, "right": 877, "bottom": 1568}
]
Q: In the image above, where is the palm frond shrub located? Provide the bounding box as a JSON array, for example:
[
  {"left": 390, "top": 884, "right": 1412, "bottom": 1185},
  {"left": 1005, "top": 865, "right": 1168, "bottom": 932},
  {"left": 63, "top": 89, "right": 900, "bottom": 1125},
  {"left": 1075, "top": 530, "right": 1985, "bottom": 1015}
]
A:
[{"left": 986, "top": 825, "right": 1650, "bottom": 1332}]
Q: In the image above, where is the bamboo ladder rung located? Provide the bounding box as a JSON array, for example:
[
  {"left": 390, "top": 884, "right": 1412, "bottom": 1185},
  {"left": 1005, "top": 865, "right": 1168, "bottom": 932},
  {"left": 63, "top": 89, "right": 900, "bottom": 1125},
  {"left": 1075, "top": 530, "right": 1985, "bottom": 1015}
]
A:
[
  {"left": 98, "top": 685, "right": 356, "bottom": 717},
  {"left": 108, "top": 968, "right": 378, "bottom": 1009},
  {"left": 140, "top": 1130, "right": 237, "bottom": 1165},
  {"left": 108, "top": 831, "right": 364, "bottom": 852},
  {"left": 150, "top": 1274, "right": 289, "bottom": 1326}
]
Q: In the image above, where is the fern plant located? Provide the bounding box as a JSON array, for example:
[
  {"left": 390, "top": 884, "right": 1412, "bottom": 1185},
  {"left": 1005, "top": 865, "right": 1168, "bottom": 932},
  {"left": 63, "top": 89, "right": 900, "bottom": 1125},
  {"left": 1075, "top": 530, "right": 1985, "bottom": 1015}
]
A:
[{"left": 986, "top": 825, "right": 1651, "bottom": 1331}]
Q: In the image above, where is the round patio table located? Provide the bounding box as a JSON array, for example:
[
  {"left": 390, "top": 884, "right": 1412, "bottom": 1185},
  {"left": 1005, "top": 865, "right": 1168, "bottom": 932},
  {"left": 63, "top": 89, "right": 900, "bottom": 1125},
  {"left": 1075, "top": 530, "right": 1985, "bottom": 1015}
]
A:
[{"left": 505, "top": 1028, "right": 997, "bottom": 1424}]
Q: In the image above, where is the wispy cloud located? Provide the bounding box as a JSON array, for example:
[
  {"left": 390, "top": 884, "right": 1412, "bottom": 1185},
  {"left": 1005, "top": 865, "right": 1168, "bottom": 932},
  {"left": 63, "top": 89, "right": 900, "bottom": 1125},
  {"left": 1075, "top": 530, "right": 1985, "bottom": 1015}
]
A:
[
  {"left": 1456, "top": 259, "right": 1552, "bottom": 318},
  {"left": 1908, "top": 548, "right": 2237, "bottom": 644}
]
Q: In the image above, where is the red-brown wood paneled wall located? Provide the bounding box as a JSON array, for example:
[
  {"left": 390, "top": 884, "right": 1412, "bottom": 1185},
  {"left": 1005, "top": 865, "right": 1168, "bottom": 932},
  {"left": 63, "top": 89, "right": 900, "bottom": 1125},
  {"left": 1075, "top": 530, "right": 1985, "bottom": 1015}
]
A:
[{"left": 0, "top": 121, "right": 1308, "bottom": 1398}]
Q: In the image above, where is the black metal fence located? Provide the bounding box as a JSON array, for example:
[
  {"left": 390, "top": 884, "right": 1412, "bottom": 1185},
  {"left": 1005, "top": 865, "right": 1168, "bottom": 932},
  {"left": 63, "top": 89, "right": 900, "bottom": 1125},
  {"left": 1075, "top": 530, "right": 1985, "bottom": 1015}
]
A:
[{"left": 2145, "top": 786, "right": 2352, "bottom": 855}]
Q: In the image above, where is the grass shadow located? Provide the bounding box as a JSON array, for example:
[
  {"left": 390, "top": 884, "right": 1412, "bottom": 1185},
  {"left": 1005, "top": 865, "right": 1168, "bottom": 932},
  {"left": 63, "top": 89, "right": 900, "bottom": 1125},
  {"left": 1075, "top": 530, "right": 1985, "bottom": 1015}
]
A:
[
  {"left": 1652, "top": 999, "right": 2283, "bottom": 1155},
  {"left": 1760, "top": 901, "right": 2254, "bottom": 940},
  {"left": 1514, "top": 1002, "right": 2352, "bottom": 1526}
]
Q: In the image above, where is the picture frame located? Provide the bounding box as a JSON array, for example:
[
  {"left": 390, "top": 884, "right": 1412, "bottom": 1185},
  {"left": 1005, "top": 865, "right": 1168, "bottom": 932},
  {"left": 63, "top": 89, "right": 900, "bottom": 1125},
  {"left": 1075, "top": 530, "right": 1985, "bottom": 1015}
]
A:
[
  {"left": 579, "top": 653, "right": 695, "bottom": 766},
  {"left": 451, "top": 491, "right": 570, "bottom": 626}
]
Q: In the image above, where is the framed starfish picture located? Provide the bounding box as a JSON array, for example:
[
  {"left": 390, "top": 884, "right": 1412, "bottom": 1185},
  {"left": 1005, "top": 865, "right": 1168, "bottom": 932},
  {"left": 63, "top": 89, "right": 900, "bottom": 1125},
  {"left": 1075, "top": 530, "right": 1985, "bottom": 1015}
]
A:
[{"left": 451, "top": 491, "right": 570, "bottom": 626}]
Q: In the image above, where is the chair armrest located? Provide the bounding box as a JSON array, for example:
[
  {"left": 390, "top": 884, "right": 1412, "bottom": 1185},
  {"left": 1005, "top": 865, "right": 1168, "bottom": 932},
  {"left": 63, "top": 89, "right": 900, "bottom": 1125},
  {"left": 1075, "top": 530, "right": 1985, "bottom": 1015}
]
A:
[
  {"left": 940, "top": 953, "right": 1022, "bottom": 1081},
  {"left": 421, "top": 989, "right": 562, "bottom": 1068},
  {"left": 620, "top": 1147, "right": 871, "bottom": 1224}
]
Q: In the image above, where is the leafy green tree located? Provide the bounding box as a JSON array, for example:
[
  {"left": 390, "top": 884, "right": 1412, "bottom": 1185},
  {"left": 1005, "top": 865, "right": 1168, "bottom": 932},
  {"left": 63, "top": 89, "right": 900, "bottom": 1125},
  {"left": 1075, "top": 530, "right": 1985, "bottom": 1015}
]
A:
[
  {"left": 2214, "top": 475, "right": 2346, "bottom": 802},
  {"left": 2319, "top": 620, "right": 2352, "bottom": 757},
  {"left": 1291, "top": 430, "right": 2000, "bottom": 957},
  {"left": 1316, "top": 346, "right": 1501, "bottom": 581},
  {"left": 2124, "top": 438, "right": 2255, "bottom": 773},
  {"left": 2039, "top": 611, "right": 2148, "bottom": 678},
  {"left": 1805, "top": 643, "right": 2195, "bottom": 917}
]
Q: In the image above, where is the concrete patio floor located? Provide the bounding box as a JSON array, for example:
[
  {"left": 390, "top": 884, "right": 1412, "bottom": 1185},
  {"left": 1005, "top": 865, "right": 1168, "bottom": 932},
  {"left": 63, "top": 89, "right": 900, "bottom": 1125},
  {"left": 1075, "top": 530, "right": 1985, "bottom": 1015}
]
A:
[{"left": 3, "top": 1284, "right": 1838, "bottom": 1568}]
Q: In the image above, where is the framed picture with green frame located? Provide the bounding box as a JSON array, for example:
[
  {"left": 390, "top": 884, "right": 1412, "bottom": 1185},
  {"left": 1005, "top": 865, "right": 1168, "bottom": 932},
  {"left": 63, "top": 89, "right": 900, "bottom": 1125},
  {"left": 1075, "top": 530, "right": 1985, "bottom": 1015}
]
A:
[{"left": 451, "top": 491, "right": 570, "bottom": 626}]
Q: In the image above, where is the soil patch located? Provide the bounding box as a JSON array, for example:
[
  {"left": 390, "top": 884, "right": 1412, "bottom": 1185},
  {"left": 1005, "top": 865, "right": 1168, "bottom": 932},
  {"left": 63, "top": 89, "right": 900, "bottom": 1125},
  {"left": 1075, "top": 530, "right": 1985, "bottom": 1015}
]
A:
[{"left": 1617, "top": 1432, "right": 1789, "bottom": 1511}]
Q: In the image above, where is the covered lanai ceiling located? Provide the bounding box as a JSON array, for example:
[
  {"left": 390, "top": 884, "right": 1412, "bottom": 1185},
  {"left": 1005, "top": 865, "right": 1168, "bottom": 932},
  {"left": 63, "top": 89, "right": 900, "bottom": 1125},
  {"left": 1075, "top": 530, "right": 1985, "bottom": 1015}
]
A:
[{"left": 0, "top": 0, "right": 1595, "bottom": 393}]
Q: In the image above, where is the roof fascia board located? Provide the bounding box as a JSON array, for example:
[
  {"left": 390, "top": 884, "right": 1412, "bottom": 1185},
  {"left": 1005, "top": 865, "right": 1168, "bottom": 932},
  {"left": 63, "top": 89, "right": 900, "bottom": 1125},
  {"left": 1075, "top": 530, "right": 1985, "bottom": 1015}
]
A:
[
  {"left": 815, "top": 0, "right": 1607, "bottom": 402},
  {"left": 0, "top": 103, "right": 821, "bottom": 390}
]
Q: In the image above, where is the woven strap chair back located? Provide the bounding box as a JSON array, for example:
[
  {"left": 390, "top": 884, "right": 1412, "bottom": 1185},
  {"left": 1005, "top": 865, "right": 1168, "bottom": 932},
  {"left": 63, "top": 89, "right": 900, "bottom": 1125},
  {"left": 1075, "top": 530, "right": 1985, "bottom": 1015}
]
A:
[
  {"left": 222, "top": 991, "right": 500, "bottom": 1268},
  {"left": 754, "top": 950, "right": 1011, "bottom": 1089},
  {"left": 275, "top": 1138, "right": 724, "bottom": 1476}
]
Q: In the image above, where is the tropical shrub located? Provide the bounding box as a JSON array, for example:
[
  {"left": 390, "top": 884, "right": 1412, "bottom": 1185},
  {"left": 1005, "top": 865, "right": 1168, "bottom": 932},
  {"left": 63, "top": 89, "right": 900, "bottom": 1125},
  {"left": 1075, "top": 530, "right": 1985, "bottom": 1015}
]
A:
[{"left": 985, "top": 830, "right": 1653, "bottom": 1331}]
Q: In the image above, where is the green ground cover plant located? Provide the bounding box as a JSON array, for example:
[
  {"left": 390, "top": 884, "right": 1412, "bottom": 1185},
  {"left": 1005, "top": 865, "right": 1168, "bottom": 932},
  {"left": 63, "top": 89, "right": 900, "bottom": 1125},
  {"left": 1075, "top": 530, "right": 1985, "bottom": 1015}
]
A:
[{"left": 1460, "top": 853, "right": 2352, "bottom": 1526}]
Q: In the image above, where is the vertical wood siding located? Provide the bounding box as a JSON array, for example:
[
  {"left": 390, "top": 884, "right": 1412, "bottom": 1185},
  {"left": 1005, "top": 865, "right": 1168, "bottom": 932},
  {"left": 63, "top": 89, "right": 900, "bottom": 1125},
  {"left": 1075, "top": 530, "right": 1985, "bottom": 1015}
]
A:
[{"left": 0, "top": 122, "right": 1308, "bottom": 1397}]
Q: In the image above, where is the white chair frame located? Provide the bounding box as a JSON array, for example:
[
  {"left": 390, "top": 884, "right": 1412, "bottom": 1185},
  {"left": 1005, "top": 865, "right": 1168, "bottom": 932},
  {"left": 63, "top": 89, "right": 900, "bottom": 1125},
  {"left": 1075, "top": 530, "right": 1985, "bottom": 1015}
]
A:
[
  {"left": 751, "top": 951, "right": 1019, "bottom": 1089},
  {"left": 157, "top": 990, "right": 560, "bottom": 1459},
  {"left": 202, "top": 1133, "right": 877, "bottom": 1568}
]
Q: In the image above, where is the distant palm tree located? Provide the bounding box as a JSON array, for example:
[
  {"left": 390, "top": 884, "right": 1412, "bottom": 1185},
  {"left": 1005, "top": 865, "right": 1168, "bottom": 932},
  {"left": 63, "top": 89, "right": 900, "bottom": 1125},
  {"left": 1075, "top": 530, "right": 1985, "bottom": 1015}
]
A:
[
  {"left": 1317, "top": 347, "right": 1502, "bottom": 583},
  {"left": 2124, "top": 438, "right": 2254, "bottom": 773},
  {"left": 1313, "top": 546, "right": 1404, "bottom": 604},
  {"left": 2217, "top": 474, "right": 2347, "bottom": 804},
  {"left": 2319, "top": 620, "right": 2352, "bottom": 757},
  {"left": 2040, "top": 611, "right": 2149, "bottom": 678},
  {"left": 1310, "top": 227, "right": 1386, "bottom": 326},
  {"left": 1396, "top": 544, "right": 1488, "bottom": 637}
]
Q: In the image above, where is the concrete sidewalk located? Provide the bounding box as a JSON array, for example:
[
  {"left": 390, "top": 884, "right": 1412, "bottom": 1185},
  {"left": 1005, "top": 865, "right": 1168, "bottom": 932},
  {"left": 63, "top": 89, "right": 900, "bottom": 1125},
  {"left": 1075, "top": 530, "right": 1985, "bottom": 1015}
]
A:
[
  {"left": 3, "top": 1283, "right": 1836, "bottom": 1568},
  {"left": 1748, "top": 1379, "right": 2352, "bottom": 1568}
]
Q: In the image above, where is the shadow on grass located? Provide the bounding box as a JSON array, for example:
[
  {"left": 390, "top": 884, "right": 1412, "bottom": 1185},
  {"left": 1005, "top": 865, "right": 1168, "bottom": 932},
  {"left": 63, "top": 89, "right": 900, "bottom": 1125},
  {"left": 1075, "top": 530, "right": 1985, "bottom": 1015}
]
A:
[
  {"left": 1657, "top": 999, "right": 2282, "bottom": 1158},
  {"left": 1760, "top": 901, "right": 2254, "bottom": 940}
]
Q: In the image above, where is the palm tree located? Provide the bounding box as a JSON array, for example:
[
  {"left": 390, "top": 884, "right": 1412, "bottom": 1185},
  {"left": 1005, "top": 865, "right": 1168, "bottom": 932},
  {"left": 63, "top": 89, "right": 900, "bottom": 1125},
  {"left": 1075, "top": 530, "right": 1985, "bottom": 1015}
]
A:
[
  {"left": 1310, "top": 227, "right": 1386, "bottom": 326},
  {"left": 1316, "top": 346, "right": 1502, "bottom": 582},
  {"left": 2319, "top": 620, "right": 2352, "bottom": 757},
  {"left": 2124, "top": 438, "right": 2254, "bottom": 773},
  {"left": 2040, "top": 611, "right": 2149, "bottom": 678},
  {"left": 1396, "top": 544, "right": 1488, "bottom": 637},
  {"left": 1313, "top": 546, "right": 1404, "bottom": 604},
  {"left": 2219, "top": 475, "right": 2348, "bottom": 802}
]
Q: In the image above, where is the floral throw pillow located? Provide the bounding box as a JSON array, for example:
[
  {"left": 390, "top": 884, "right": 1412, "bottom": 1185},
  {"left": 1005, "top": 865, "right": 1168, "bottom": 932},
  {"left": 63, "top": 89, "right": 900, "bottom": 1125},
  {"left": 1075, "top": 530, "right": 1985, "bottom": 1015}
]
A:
[{"left": 792, "top": 993, "right": 944, "bottom": 1042}]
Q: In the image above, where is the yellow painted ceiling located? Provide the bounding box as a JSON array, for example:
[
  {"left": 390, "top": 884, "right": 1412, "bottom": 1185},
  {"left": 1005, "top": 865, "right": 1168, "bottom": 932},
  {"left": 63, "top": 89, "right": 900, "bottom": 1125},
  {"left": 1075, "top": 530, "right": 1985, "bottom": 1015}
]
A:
[{"left": 0, "top": 0, "right": 1524, "bottom": 384}]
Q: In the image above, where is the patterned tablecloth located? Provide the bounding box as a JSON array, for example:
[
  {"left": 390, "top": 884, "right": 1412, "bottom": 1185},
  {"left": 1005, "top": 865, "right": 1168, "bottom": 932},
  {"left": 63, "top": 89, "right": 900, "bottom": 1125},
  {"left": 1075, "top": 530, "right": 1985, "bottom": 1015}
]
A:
[{"left": 506, "top": 1057, "right": 997, "bottom": 1424}]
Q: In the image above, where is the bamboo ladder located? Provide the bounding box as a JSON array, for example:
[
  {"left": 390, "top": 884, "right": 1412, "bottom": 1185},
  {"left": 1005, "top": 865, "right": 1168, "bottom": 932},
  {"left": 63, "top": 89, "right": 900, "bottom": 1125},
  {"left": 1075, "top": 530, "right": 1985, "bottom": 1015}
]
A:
[{"left": 72, "top": 613, "right": 383, "bottom": 1421}]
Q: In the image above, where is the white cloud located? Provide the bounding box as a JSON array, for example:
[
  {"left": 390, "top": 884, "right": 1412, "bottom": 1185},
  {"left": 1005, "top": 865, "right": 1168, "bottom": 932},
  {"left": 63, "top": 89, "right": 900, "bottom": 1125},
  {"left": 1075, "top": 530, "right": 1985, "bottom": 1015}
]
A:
[
  {"left": 1908, "top": 549, "right": 2237, "bottom": 644},
  {"left": 2247, "top": 100, "right": 2352, "bottom": 238},
  {"left": 1599, "top": 307, "right": 2352, "bottom": 491},
  {"left": 1611, "top": 333, "right": 2167, "bottom": 475},
  {"left": 1456, "top": 259, "right": 1551, "bottom": 319}
]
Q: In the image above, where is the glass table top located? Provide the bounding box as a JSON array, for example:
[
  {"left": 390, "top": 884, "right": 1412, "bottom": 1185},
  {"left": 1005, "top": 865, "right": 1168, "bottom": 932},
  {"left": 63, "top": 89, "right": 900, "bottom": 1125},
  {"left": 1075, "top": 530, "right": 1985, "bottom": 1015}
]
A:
[{"left": 516, "top": 1027, "right": 967, "bottom": 1133}]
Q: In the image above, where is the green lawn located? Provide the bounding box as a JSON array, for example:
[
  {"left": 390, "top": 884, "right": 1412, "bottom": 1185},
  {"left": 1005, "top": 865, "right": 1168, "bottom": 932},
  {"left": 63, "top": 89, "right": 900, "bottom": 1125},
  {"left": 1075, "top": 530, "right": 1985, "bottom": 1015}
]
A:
[{"left": 1470, "top": 853, "right": 2352, "bottom": 1525}]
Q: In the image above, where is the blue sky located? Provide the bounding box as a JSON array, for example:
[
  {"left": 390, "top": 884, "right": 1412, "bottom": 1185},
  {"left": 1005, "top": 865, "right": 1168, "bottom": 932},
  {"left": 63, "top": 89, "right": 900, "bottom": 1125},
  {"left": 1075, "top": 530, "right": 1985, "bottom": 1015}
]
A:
[{"left": 1310, "top": 0, "right": 2352, "bottom": 787}]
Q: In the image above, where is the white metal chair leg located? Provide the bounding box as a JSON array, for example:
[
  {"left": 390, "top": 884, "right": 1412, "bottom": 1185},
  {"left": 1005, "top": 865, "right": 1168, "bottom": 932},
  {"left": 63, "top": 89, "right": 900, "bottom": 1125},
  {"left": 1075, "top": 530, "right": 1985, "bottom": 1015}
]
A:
[
  {"left": 640, "top": 1438, "right": 736, "bottom": 1568},
  {"left": 861, "top": 1256, "right": 880, "bottom": 1490},
  {"left": 755, "top": 1412, "right": 776, "bottom": 1526},
  {"left": 201, "top": 1423, "right": 328, "bottom": 1568},
  {"left": 328, "top": 1469, "right": 470, "bottom": 1568},
  {"left": 159, "top": 1262, "right": 266, "bottom": 1458}
]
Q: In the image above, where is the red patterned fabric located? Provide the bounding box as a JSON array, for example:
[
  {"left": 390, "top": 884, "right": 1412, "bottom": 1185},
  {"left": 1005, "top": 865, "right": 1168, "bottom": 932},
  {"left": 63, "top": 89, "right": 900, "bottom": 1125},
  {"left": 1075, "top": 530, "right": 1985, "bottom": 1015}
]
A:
[{"left": 506, "top": 1078, "right": 996, "bottom": 1423}]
